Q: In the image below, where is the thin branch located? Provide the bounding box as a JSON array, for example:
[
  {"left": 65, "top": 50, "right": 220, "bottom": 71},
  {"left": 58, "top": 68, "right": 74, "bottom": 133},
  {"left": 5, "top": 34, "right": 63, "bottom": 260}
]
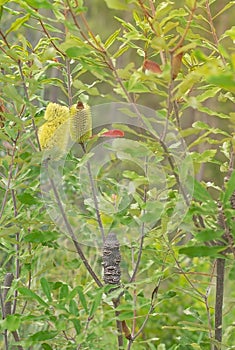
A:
[
  {"left": 204, "top": 261, "right": 216, "bottom": 346},
  {"left": 0, "top": 135, "right": 19, "bottom": 220},
  {"left": 47, "top": 164, "right": 103, "bottom": 287},
  {"left": 38, "top": 18, "right": 65, "bottom": 57},
  {"left": 205, "top": 0, "right": 226, "bottom": 66},
  {"left": 80, "top": 143, "right": 105, "bottom": 243},
  {"left": 66, "top": 58, "right": 73, "bottom": 107},
  {"left": 137, "top": 0, "right": 166, "bottom": 65},
  {"left": 129, "top": 161, "right": 148, "bottom": 283},
  {"left": 170, "top": 0, "right": 197, "bottom": 53},
  {"left": 126, "top": 259, "right": 166, "bottom": 349},
  {"left": 11, "top": 190, "right": 20, "bottom": 315},
  {"left": 17, "top": 61, "right": 41, "bottom": 151},
  {"left": 113, "top": 299, "right": 124, "bottom": 349},
  {"left": 214, "top": 258, "right": 225, "bottom": 350}
]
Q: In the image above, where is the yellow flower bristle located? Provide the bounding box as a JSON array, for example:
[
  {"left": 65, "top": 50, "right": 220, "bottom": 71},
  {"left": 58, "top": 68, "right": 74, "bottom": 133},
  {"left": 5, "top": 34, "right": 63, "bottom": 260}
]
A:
[
  {"left": 70, "top": 102, "right": 92, "bottom": 143},
  {"left": 38, "top": 102, "right": 70, "bottom": 159}
]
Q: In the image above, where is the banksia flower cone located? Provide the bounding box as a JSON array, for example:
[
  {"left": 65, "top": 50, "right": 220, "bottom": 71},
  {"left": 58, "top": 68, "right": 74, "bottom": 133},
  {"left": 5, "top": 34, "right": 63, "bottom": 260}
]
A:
[
  {"left": 70, "top": 102, "right": 92, "bottom": 143},
  {"left": 38, "top": 102, "right": 70, "bottom": 160}
]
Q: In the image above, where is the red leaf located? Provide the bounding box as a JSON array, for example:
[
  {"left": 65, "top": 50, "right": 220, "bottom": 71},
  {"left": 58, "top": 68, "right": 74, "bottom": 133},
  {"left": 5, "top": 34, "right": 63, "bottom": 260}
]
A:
[
  {"left": 101, "top": 129, "right": 124, "bottom": 138},
  {"left": 143, "top": 59, "right": 162, "bottom": 74}
]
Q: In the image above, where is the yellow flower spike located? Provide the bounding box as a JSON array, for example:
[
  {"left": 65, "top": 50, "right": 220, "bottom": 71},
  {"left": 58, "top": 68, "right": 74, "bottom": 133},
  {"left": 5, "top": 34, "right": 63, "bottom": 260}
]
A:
[
  {"left": 38, "top": 102, "right": 70, "bottom": 160},
  {"left": 70, "top": 102, "right": 92, "bottom": 143}
]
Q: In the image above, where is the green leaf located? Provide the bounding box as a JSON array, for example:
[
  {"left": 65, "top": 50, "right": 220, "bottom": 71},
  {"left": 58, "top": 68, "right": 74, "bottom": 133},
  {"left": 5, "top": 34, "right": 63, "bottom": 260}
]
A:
[
  {"left": 71, "top": 318, "right": 81, "bottom": 334},
  {"left": 59, "top": 284, "right": 69, "bottom": 300},
  {"left": 194, "top": 229, "right": 224, "bottom": 242},
  {"left": 76, "top": 286, "right": 88, "bottom": 313},
  {"left": 159, "top": 290, "right": 177, "bottom": 301},
  {"left": 229, "top": 262, "right": 235, "bottom": 280},
  {"left": 0, "top": 0, "right": 8, "bottom": 5},
  {"left": 192, "top": 179, "right": 213, "bottom": 202},
  {"left": 40, "top": 278, "right": 52, "bottom": 302},
  {"left": 223, "top": 170, "right": 235, "bottom": 205},
  {"left": 69, "top": 299, "right": 79, "bottom": 316},
  {"left": 24, "top": 0, "right": 53, "bottom": 9},
  {"left": 65, "top": 46, "right": 91, "bottom": 58},
  {"left": 24, "top": 230, "right": 59, "bottom": 243},
  {"left": 207, "top": 71, "right": 235, "bottom": 93},
  {"left": 191, "top": 149, "right": 217, "bottom": 163},
  {"left": 29, "top": 330, "right": 58, "bottom": 342},
  {"left": 42, "top": 344, "right": 53, "bottom": 350},
  {"left": 179, "top": 246, "right": 225, "bottom": 257},
  {"left": 6, "top": 14, "right": 30, "bottom": 35},
  {"left": 89, "top": 289, "right": 103, "bottom": 317},
  {"left": 104, "top": 0, "right": 128, "bottom": 10},
  {"left": 17, "top": 192, "right": 38, "bottom": 205},
  {"left": 3, "top": 314, "right": 21, "bottom": 331},
  {"left": 104, "top": 29, "right": 121, "bottom": 49},
  {"left": 18, "top": 287, "right": 48, "bottom": 307}
]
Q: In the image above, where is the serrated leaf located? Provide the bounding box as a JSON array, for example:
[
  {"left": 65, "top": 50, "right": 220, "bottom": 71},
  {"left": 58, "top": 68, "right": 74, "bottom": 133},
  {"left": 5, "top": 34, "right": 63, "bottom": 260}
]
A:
[{"left": 191, "top": 149, "right": 217, "bottom": 163}]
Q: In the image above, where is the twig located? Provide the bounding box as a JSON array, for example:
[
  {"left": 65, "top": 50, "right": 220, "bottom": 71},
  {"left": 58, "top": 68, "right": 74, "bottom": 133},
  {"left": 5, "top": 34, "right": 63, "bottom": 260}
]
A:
[
  {"left": 129, "top": 161, "right": 148, "bottom": 283},
  {"left": 11, "top": 189, "right": 20, "bottom": 315},
  {"left": 80, "top": 143, "right": 105, "bottom": 243},
  {"left": 214, "top": 258, "right": 225, "bottom": 350},
  {"left": 204, "top": 261, "right": 216, "bottom": 347},
  {"left": 126, "top": 259, "right": 166, "bottom": 349},
  {"left": 137, "top": 0, "right": 166, "bottom": 65},
  {"left": 205, "top": 0, "right": 226, "bottom": 66},
  {"left": 0, "top": 135, "right": 19, "bottom": 219},
  {"left": 170, "top": 0, "right": 197, "bottom": 53},
  {"left": 47, "top": 164, "right": 103, "bottom": 287},
  {"left": 113, "top": 299, "right": 124, "bottom": 349}
]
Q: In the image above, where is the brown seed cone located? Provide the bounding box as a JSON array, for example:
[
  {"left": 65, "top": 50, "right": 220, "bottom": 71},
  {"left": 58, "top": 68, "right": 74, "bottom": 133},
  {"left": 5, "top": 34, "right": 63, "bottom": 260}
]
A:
[{"left": 102, "top": 233, "right": 121, "bottom": 285}]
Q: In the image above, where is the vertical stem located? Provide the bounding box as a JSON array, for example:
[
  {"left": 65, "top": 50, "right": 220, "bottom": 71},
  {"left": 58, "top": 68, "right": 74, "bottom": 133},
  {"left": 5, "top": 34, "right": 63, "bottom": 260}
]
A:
[
  {"left": 11, "top": 189, "right": 20, "bottom": 315},
  {"left": 80, "top": 143, "right": 105, "bottom": 243},
  {"left": 47, "top": 168, "right": 103, "bottom": 287},
  {"left": 214, "top": 258, "right": 225, "bottom": 350},
  {"left": 113, "top": 299, "right": 124, "bottom": 349}
]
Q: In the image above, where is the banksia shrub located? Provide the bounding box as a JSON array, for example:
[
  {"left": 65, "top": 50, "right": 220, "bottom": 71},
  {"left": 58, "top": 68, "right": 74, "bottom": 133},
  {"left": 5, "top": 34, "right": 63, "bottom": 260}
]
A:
[{"left": 38, "top": 102, "right": 70, "bottom": 160}]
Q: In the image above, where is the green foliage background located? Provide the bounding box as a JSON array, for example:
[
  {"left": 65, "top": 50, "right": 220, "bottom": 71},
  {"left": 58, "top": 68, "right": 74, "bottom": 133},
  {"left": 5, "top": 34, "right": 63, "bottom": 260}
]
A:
[{"left": 0, "top": 0, "right": 235, "bottom": 349}]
